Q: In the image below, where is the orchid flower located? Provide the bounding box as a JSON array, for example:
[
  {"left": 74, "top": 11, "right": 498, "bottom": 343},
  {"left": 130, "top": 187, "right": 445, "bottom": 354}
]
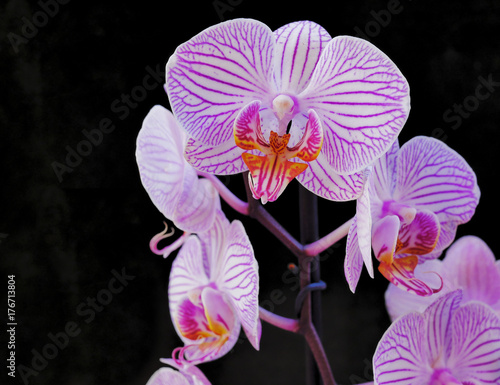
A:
[
  {"left": 345, "top": 136, "right": 480, "bottom": 296},
  {"left": 166, "top": 18, "right": 410, "bottom": 203},
  {"left": 146, "top": 359, "right": 211, "bottom": 385},
  {"left": 168, "top": 210, "right": 260, "bottom": 364},
  {"left": 373, "top": 290, "right": 500, "bottom": 385},
  {"left": 136, "top": 105, "right": 219, "bottom": 233},
  {"left": 385, "top": 235, "right": 500, "bottom": 321}
]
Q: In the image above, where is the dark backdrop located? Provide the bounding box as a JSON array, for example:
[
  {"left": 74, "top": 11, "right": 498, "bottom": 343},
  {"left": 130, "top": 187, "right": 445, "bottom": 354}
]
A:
[{"left": 1, "top": 1, "right": 499, "bottom": 384}]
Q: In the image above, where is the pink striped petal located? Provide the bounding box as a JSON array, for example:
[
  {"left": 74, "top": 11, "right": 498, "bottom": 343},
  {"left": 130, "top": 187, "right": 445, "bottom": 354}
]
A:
[
  {"left": 215, "top": 220, "right": 260, "bottom": 350},
  {"left": 373, "top": 311, "right": 430, "bottom": 385},
  {"left": 372, "top": 215, "right": 400, "bottom": 264},
  {"left": 146, "top": 368, "right": 192, "bottom": 385},
  {"left": 356, "top": 172, "right": 374, "bottom": 278},
  {"left": 300, "top": 36, "right": 410, "bottom": 175},
  {"left": 287, "top": 109, "right": 324, "bottom": 162},
  {"left": 184, "top": 136, "right": 247, "bottom": 175},
  {"left": 234, "top": 100, "right": 271, "bottom": 153},
  {"left": 443, "top": 236, "right": 500, "bottom": 312},
  {"left": 160, "top": 359, "right": 212, "bottom": 385},
  {"left": 179, "top": 287, "right": 240, "bottom": 364},
  {"left": 198, "top": 210, "right": 231, "bottom": 278},
  {"left": 273, "top": 21, "right": 331, "bottom": 94},
  {"left": 423, "top": 290, "right": 462, "bottom": 363},
  {"left": 136, "top": 106, "right": 218, "bottom": 232},
  {"left": 344, "top": 217, "right": 364, "bottom": 293},
  {"left": 169, "top": 236, "right": 210, "bottom": 334},
  {"left": 384, "top": 259, "right": 445, "bottom": 321},
  {"left": 166, "top": 19, "right": 275, "bottom": 147},
  {"left": 447, "top": 302, "right": 500, "bottom": 384},
  {"left": 136, "top": 106, "right": 186, "bottom": 220},
  {"left": 393, "top": 136, "right": 480, "bottom": 253},
  {"left": 372, "top": 139, "right": 399, "bottom": 200},
  {"left": 397, "top": 210, "right": 440, "bottom": 256},
  {"left": 295, "top": 154, "right": 365, "bottom": 201}
]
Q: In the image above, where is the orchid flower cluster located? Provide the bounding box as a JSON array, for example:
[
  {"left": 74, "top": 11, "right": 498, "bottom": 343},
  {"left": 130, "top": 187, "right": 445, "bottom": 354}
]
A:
[{"left": 135, "top": 18, "right": 499, "bottom": 385}]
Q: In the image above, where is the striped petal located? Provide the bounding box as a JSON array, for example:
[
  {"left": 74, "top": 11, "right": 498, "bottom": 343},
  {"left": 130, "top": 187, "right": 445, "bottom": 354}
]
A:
[
  {"left": 273, "top": 20, "right": 331, "bottom": 94},
  {"left": 296, "top": 154, "right": 365, "bottom": 201},
  {"left": 234, "top": 100, "right": 271, "bottom": 153},
  {"left": 397, "top": 210, "right": 440, "bottom": 256},
  {"left": 184, "top": 136, "right": 247, "bottom": 175},
  {"left": 178, "top": 287, "right": 240, "bottom": 364},
  {"left": 214, "top": 220, "right": 260, "bottom": 350},
  {"left": 447, "top": 302, "right": 500, "bottom": 384},
  {"left": 344, "top": 217, "right": 364, "bottom": 293},
  {"left": 393, "top": 136, "right": 480, "bottom": 252},
  {"left": 356, "top": 172, "right": 375, "bottom": 278},
  {"left": 136, "top": 106, "right": 218, "bottom": 232},
  {"left": 372, "top": 139, "right": 399, "bottom": 200},
  {"left": 160, "top": 359, "right": 212, "bottom": 385},
  {"left": 169, "top": 235, "right": 210, "bottom": 337},
  {"left": 423, "top": 290, "right": 462, "bottom": 364},
  {"left": 287, "top": 109, "right": 324, "bottom": 162},
  {"left": 136, "top": 106, "right": 186, "bottom": 220},
  {"left": 300, "top": 36, "right": 410, "bottom": 175},
  {"left": 146, "top": 368, "right": 192, "bottom": 385},
  {"left": 443, "top": 236, "right": 500, "bottom": 312},
  {"left": 166, "top": 19, "right": 275, "bottom": 147},
  {"left": 373, "top": 311, "right": 430, "bottom": 385},
  {"left": 384, "top": 259, "right": 445, "bottom": 321}
]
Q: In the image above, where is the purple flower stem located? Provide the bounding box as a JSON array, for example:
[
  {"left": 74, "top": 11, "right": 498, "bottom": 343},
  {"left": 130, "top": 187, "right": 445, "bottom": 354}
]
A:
[
  {"left": 198, "top": 172, "right": 250, "bottom": 215},
  {"left": 259, "top": 306, "right": 300, "bottom": 332},
  {"left": 303, "top": 218, "right": 354, "bottom": 257}
]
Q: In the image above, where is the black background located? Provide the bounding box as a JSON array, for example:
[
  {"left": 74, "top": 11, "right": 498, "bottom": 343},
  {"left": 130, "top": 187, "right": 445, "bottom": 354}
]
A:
[{"left": 1, "top": 1, "right": 499, "bottom": 384}]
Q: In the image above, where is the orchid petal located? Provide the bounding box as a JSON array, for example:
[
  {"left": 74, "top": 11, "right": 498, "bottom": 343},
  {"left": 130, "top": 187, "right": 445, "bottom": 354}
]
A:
[
  {"left": 175, "top": 295, "right": 214, "bottom": 342},
  {"left": 214, "top": 220, "right": 260, "bottom": 350},
  {"left": 243, "top": 152, "right": 308, "bottom": 204},
  {"left": 344, "top": 217, "right": 365, "bottom": 293},
  {"left": 234, "top": 100, "right": 271, "bottom": 153},
  {"left": 356, "top": 170, "right": 374, "bottom": 278},
  {"left": 397, "top": 210, "right": 440, "bottom": 256},
  {"left": 296, "top": 154, "right": 365, "bottom": 201},
  {"left": 422, "top": 290, "right": 462, "bottom": 363},
  {"left": 447, "top": 302, "right": 500, "bottom": 384},
  {"left": 273, "top": 21, "right": 331, "bottom": 94},
  {"left": 443, "top": 236, "right": 500, "bottom": 311},
  {"left": 287, "top": 109, "right": 323, "bottom": 162},
  {"left": 160, "top": 359, "right": 212, "bottom": 385},
  {"left": 372, "top": 215, "right": 400, "bottom": 264},
  {"left": 300, "top": 36, "right": 410, "bottom": 175},
  {"left": 394, "top": 136, "right": 480, "bottom": 228},
  {"left": 384, "top": 259, "right": 445, "bottom": 321},
  {"left": 373, "top": 311, "right": 430, "bottom": 385},
  {"left": 146, "top": 368, "right": 192, "bottom": 385},
  {"left": 198, "top": 210, "right": 230, "bottom": 279},
  {"left": 184, "top": 136, "right": 247, "bottom": 175},
  {"left": 372, "top": 139, "right": 399, "bottom": 200},
  {"left": 166, "top": 19, "right": 275, "bottom": 147},
  {"left": 136, "top": 106, "right": 186, "bottom": 220},
  {"left": 379, "top": 255, "right": 443, "bottom": 296},
  {"left": 174, "top": 175, "right": 219, "bottom": 233},
  {"left": 182, "top": 287, "right": 240, "bottom": 364},
  {"left": 169, "top": 236, "right": 209, "bottom": 327}
]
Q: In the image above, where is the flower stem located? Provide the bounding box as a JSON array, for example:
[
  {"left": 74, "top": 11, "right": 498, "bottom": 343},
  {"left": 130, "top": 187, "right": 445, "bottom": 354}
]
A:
[
  {"left": 259, "top": 307, "right": 299, "bottom": 333},
  {"left": 198, "top": 172, "right": 249, "bottom": 215},
  {"left": 303, "top": 218, "right": 354, "bottom": 257}
]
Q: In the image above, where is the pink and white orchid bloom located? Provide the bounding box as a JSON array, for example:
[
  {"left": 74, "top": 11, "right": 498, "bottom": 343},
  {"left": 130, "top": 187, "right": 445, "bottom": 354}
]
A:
[
  {"left": 345, "top": 136, "right": 480, "bottom": 296},
  {"left": 166, "top": 18, "right": 410, "bottom": 203},
  {"left": 168, "top": 210, "right": 260, "bottom": 364},
  {"left": 374, "top": 290, "right": 500, "bottom": 385},
  {"left": 146, "top": 360, "right": 211, "bottom": 385},
  {"left": 385, "top": 235, "right": 500, "bottom": 321},
  {"left": 136, "top": 105, "right": 219, "bottom": 233}
]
